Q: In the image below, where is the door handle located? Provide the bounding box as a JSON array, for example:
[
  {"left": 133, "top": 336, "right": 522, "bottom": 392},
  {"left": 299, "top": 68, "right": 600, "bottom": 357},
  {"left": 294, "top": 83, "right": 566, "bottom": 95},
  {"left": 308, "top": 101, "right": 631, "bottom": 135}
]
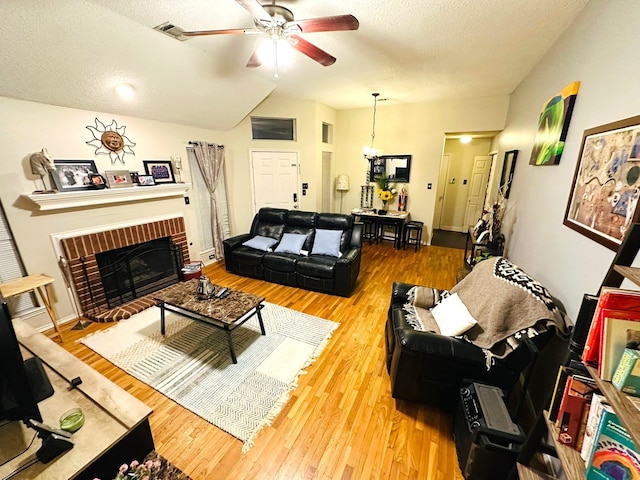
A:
[{"left": 293, "top": 193, "right": 298, "bottom": 202}]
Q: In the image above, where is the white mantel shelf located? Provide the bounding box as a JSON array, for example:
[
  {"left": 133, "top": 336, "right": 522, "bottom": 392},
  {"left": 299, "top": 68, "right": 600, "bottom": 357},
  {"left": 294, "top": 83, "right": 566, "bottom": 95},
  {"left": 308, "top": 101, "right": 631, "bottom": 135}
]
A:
[{"left": 22, "top": 183, "right": 191, "bottom": 211}]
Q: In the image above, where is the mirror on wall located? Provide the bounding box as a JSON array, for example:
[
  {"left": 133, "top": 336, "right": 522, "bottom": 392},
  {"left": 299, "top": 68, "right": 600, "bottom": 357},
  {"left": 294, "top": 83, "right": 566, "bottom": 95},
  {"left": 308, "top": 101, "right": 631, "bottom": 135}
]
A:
[
  {"left": 369, "top": 154, "right": 412, "bottom": 183},
  {"left": 499, "top": 150, "right": 518, "bottom": 198}
]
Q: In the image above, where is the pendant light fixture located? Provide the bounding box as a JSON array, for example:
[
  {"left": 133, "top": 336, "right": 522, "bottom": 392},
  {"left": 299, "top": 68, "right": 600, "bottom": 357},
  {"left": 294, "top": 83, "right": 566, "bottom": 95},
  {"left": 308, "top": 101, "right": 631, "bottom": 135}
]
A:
[{"left": 362, "top": 92, "right": 383, "bottom": 159}]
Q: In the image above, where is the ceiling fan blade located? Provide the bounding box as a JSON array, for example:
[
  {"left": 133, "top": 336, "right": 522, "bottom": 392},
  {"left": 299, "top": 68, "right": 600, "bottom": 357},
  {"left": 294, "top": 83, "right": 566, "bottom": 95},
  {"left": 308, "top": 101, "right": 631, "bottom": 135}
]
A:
[
  {"left": 289, "top": 35, "right": 336, "bottom": 66},
  {"left": 235, "top": 0, "right": 274, "bottom": 24},
  {"left": 293, "top": 14, "right": 359, "bottom": 33},
  {"left": 182, "top": 28, "right": 258, "bottom": 37},
  {"left": 246, "top": 48, "right": 262, "bottom": 68}
]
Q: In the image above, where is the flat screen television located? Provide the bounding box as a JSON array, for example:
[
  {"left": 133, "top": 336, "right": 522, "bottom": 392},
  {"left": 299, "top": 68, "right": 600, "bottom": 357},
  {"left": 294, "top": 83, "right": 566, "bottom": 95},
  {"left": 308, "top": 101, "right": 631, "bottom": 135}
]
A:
[{"left": 0, "top": 293, "right": 53, "bottom": 424}]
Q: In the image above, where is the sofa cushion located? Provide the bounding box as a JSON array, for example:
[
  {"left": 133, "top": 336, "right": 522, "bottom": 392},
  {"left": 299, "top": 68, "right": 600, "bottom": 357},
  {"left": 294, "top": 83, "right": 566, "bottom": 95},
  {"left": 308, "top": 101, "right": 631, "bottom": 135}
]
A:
[
  {"left": 317, "top": 213, "right": 354, "bottom": 251},
  {"left": 431, "top": 293, "right": 478, "bottom": 336},
  {"left": 242, "top": 235, "right": 278, "bottom": 252},
  {"left": 311, "top": 229, "right": 342, "bottom": 257},
  {"left": 252, "top": 208, "right": 288, "bottom": 239},
  {"left": 264, "top": 253, "right": 298, "bottom": 272},
  {"left": 275, "top": 233, "right": 307, "bottom": 254},
  {"left": 233, "top": 246, "right": 267, "bottom": 266},
  {"left": 297, "top": 256, "right": 336, "bottom": 279}
]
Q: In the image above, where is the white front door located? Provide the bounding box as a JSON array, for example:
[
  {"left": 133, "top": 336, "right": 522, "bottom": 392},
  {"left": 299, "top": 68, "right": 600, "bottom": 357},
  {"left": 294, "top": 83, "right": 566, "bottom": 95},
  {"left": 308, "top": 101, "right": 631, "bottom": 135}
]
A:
[
  {"left": 250, "top": 150, "right": 300, "bottom": 211},
  {"left": 464, "top": 155, "right": 492, "bottom": 227}
]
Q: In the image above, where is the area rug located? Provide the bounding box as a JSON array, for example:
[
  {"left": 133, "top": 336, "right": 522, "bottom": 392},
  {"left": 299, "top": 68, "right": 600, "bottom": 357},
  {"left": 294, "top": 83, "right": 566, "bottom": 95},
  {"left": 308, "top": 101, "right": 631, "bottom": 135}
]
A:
[{"left": 80, "top": 303, "right": 338, "bottom": 453}]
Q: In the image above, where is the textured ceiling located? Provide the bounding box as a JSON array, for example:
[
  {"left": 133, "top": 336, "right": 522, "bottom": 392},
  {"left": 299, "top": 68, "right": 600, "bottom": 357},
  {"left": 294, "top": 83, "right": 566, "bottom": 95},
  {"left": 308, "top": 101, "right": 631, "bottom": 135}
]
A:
[{"left": 0, "top": 0, "right": 589, "bottom": 130}]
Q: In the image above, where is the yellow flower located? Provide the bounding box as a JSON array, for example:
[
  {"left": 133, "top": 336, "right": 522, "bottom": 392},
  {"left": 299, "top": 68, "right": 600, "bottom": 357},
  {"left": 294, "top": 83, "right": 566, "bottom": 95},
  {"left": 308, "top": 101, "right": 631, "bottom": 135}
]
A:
[{"left": 380, "top": 190, "right": 393, "bottom": 201}]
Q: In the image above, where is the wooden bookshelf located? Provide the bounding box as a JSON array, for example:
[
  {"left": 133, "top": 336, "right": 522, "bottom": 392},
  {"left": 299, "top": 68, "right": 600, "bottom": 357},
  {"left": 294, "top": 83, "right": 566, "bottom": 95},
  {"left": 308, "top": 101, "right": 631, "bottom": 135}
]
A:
[
  {"left": 517, "top": 463, "right": 556, "bottom": 480},
  {"left": 517, "top": 227, "right": 640, "bottom": 479},
  {"left": 542, "top": 412, "right": 586, "bottom": 479},
  {"left": 585, "top": 364, "right": 640, "bottom": 448},
  {"left": 614, "top": 265, "right": 640, "bottom": 286}
]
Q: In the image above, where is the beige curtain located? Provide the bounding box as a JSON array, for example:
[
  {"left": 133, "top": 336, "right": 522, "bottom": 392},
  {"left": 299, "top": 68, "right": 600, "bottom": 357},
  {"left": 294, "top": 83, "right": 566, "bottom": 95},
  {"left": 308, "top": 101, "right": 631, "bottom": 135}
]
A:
[{"left": 191, "top": 141, "right": 227, "bottom": 260}]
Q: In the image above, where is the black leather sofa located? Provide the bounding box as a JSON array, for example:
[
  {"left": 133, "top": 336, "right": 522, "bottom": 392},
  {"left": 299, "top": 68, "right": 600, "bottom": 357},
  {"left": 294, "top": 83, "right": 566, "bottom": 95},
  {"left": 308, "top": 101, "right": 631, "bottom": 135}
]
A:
[
  {"left": 385, "top": 257, "right": 569, "bottom": 411},
  {"left": 223, "top": 207, "right": 363, "bottom": 297}
]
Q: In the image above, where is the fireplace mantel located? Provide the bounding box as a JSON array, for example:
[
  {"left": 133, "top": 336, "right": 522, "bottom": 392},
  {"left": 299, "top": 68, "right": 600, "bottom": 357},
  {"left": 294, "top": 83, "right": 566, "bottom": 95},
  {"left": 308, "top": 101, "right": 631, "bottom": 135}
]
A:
[{"left": 22, "top": 183, "right": 191, "bottom": 211}]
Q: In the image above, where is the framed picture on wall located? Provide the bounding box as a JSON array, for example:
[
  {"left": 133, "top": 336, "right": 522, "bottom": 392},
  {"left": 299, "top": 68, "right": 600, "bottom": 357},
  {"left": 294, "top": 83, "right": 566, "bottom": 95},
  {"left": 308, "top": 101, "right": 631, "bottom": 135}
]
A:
[
  {"left": 143, "top": 160, "right": 175, "bottom": 184},
  {"left": 499, "top": 150, "right": 518, "bottom": 199},
  {"left": 563, "top": 114, "right": 640, "bottom": 250},
  {"left": 50, "top": 160, "right": 98, "bottom": 192}
]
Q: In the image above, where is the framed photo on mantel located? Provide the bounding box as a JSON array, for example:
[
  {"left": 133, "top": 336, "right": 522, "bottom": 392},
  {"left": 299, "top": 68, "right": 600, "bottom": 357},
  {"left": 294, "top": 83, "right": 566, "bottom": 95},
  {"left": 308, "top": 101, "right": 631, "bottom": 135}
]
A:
[
  {"left": 50, "top": 160, "right": 98, "bottom": 192},
  {"left": 143, "top": 160, "right": 175, "bottom": 184}
]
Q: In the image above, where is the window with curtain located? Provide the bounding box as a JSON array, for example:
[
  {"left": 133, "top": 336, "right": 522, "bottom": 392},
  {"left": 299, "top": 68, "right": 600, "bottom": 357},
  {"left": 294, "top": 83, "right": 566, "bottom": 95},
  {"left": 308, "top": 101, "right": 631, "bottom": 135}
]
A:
[
  {"left": 186, "top": 148, "right": 231, "bottom": 258},
  {"left": 0, "top": 201, "right": 36, "bottom": 314}
]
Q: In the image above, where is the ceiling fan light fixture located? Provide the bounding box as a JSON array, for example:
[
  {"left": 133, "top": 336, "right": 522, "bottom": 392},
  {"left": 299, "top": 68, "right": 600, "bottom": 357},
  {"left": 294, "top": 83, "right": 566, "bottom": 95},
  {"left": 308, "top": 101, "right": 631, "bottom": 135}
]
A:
[{"left": 257, "top": 36, "right": 294, "bottom": 77}]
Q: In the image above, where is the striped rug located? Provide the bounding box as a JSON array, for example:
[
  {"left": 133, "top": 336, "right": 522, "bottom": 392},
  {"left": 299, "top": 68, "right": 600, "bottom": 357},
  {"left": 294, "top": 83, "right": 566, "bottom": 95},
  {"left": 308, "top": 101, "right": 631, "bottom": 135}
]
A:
[{"left": 80, "top": 302, "right": 338, "bottom": 453}]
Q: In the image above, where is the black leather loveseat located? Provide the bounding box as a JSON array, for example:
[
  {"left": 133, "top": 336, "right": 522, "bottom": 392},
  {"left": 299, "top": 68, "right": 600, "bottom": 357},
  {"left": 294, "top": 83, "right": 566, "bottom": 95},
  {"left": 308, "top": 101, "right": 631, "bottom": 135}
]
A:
[
  {"left": 223, "top": 208, "right": 363, "bottom": 297},
  {"left": 385, "top": 257, "right": 569, "bottom": 411}
]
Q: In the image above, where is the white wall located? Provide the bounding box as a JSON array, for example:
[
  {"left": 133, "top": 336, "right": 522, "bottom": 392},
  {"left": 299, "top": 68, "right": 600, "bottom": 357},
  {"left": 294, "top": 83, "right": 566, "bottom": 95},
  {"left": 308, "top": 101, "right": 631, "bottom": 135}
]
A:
[
  {"left": 492, "top": 0, "right": 640, "bottom": 321},
  {"left": 335, "top": 96, "right": 510, "bottom": 241},
  {"left": 0, "top": 96, "right": 224, "bottom": 327},
  {"left": 225, "top": 94, "right": 337, "bottom": 235}
]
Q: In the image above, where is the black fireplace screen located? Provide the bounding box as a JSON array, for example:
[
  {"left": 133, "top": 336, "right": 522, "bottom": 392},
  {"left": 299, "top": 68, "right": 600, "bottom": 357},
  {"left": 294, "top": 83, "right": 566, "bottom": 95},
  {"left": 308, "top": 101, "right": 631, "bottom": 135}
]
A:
[{"left": 96, "top": 237, "right": 183, "bottom": 309}]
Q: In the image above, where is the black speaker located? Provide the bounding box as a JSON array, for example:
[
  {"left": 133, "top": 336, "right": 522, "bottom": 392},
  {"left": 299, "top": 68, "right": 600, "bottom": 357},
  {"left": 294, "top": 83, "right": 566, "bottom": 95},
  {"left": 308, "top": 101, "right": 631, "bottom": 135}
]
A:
[
  {"left": 454, "top": 383, "right": 524, "bottom": 479},
  {"left": 569, "top": 293, "right": 598, "bottom": 357}
]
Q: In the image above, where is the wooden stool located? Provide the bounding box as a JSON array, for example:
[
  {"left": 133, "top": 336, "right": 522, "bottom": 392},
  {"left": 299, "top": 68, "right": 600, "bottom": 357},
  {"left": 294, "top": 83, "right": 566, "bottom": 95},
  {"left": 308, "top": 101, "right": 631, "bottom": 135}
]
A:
[
  {"left": 361, "top": 217, "right": 378, "bottom": 244},
  {"left": 403, "top": 221, "right": 424, "bottom": 251},
  {"left": 377, "top": 217, "right": 403, "bottom": 248}
]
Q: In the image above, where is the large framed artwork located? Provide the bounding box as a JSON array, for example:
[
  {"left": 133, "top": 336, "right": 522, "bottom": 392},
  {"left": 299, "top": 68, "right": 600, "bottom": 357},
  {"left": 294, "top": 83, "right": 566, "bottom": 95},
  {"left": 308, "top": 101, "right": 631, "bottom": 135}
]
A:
[
  {"left": 50, "top": 160, "right": 98, "bottom": 192},
  {"left": 563, "top": 115, "right": 640, "bottom": 250},
  {"left": 530, "top": 81, "right": 580, "bottom": 166}
]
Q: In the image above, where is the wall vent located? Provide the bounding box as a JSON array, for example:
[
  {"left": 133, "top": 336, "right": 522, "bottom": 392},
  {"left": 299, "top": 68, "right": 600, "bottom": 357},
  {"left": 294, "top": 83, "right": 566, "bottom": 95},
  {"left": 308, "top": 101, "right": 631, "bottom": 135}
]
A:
[{"left": 153, "top": 22, "right": 187, "bottom": 41}]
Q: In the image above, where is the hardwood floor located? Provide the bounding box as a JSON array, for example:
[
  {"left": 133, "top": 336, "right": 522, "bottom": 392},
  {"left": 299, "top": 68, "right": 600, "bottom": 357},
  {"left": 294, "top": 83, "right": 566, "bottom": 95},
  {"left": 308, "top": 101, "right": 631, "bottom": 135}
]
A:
[{"left": 48, "top": 242, "right": 466, "bottom": 479}]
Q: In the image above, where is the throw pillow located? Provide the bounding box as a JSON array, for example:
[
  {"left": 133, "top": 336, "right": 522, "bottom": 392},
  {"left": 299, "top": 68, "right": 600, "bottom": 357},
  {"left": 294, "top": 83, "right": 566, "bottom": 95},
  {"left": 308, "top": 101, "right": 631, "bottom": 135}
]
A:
[
  {"left": 311, "top": 229, "right": 342, "bottom": 257},
  {"left": 431, "top": 293, "right": 478, "bottom": 336},
  {"left": 274, "top": 233, "right": 307, "bottom": 254},
  {"left": 242, "top": 235, "right": 278, "bottom": 251}
]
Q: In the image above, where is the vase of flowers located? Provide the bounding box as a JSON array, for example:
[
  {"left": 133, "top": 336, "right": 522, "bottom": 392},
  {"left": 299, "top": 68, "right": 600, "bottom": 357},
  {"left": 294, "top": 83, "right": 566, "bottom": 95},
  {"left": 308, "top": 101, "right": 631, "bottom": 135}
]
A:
[
  {"left": 375, "top": 172, "right": 396, "bottom": 213},
  {"left": 94, "top": 458, "right": 161, "bottom": 480}
]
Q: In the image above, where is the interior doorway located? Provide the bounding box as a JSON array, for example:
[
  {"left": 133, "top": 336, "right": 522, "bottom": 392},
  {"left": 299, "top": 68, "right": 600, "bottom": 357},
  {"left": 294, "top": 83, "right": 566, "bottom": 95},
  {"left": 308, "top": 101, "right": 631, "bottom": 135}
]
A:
[
  {"left": 321, "top": 152, "right": 332, "bottom": 213},
  {"left": 433, "top": 134, "right": 497, "bottom": 233}
]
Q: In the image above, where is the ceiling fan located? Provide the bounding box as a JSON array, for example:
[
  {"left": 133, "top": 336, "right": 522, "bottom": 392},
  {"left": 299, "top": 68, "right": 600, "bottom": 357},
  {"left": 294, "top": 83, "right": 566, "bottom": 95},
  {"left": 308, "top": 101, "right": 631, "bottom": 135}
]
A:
[{"left": 181, "top": 0, "right": 359, "bottom": 74}]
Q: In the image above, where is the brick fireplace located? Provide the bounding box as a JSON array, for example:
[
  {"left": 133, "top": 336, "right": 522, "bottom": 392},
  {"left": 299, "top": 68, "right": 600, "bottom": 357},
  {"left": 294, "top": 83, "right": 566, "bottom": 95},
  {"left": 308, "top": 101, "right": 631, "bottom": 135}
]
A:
[{"left": 60, "top": 217, "right": 190, "bottom": 322}]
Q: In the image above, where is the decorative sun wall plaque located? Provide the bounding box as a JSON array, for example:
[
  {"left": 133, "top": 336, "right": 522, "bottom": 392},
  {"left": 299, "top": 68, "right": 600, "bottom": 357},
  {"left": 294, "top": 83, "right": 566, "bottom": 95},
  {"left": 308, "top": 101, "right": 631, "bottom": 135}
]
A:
[{"left": 85, "top": 118, "right": 136, "bottom": 164}]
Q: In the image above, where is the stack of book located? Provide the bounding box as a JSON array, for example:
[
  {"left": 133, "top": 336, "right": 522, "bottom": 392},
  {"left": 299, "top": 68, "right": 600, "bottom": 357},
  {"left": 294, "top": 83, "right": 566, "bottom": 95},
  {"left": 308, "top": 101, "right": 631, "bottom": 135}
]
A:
[
  {"left": 584, "top": 404, "right": 640, "bottom": 478},
  {"left": 548, "top": 366, "right": 640, "bottom": 477},
  {"left": 582, "top": 287, "right": 640, "bottom": 381},
  {"left": 549, "top": 362, "right": 597, "bottom": 450}
]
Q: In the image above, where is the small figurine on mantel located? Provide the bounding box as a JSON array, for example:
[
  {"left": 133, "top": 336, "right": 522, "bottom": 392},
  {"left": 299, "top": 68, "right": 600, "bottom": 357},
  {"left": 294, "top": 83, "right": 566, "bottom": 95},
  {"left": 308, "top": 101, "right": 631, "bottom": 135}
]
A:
[{"left": 29, "top": 148, "right": 57, "bottom": 193}]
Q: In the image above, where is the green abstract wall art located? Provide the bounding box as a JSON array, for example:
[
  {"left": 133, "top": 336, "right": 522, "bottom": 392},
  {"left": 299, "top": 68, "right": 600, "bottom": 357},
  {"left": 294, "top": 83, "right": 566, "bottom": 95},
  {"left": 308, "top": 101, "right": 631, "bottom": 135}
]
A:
[{"left": 530, "top": 81, "right": 581, "bottom": 166}]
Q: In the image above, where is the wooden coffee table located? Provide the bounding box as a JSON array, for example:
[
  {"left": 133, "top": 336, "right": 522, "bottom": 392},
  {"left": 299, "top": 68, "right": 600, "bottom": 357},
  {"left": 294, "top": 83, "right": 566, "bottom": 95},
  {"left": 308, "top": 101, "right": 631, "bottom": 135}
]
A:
[{"left": 152, "top": 279, "right": 265, "bottom": 364}]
